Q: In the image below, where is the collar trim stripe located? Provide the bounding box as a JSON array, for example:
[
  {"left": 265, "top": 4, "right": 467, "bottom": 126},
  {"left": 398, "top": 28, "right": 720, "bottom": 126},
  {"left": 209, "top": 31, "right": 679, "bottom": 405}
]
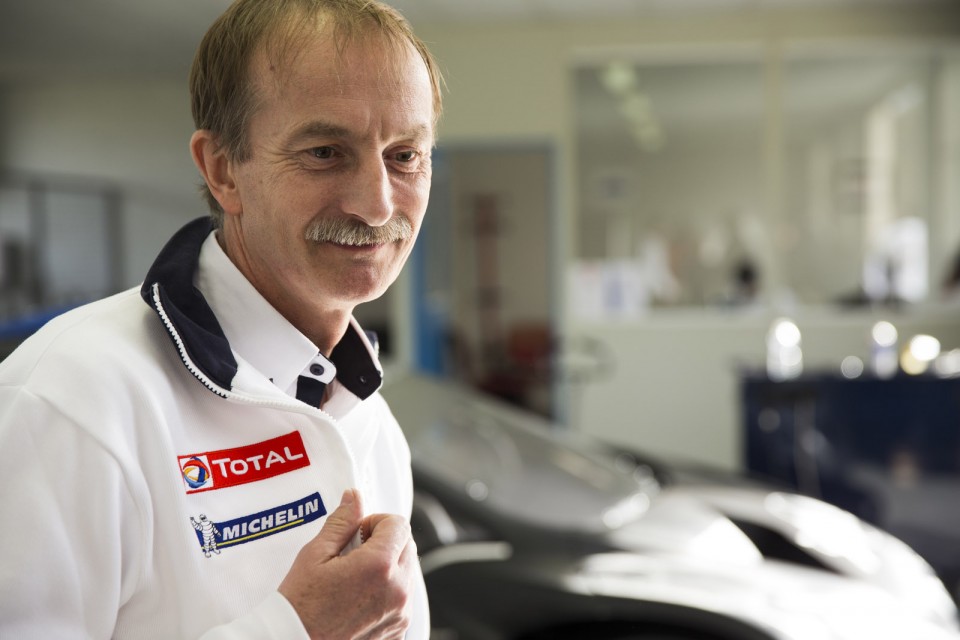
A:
[
  {"left": 151, "top": 283, "right": 229, "bottom": 398},
  {"left": 141, "top": 217, "right": 384, "bottom": 402}
]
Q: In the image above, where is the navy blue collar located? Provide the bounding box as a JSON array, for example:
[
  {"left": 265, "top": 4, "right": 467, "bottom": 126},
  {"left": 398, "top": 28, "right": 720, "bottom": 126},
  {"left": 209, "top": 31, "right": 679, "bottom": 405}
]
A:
[{"left": 140, "top": 217, "right": 382, "bottom": 399}]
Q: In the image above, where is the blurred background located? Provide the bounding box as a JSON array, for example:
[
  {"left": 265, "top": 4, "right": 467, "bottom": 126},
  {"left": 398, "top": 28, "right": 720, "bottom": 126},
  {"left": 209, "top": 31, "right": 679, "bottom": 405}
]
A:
[{"left": 3, "top": 0, "right": 960, "bottom": 608}]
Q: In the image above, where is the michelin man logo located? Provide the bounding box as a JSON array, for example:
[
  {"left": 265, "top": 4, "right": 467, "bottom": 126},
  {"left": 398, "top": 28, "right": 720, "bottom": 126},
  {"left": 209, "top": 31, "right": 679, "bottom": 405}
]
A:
[{"left": 190, "top": 514, "right": 221, "bottom": 558}]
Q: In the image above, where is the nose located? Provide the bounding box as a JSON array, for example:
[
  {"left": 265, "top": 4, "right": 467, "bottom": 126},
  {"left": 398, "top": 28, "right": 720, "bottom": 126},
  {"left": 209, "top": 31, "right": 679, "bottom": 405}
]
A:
[{"left": 343, "top": 157, "right": 394, "bottom": 226}]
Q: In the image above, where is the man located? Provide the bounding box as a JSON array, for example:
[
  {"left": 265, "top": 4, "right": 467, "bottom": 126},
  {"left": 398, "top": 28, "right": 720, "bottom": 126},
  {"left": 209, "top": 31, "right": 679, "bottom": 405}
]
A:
[{"left": 0, "top": 0, "right": 442, "bottom": 638}]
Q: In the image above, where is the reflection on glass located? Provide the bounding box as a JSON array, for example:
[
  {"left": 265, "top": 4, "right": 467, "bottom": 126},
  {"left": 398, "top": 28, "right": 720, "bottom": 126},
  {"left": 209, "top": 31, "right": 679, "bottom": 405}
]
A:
[
  {"left": 573, "top": 47, "right": 959, "bottom": 311},
  {"left": 575, "top": 56, "right": 765, "bottom": 310},
  {"left": 934, "top": 349, "right": 960, "bottom": 377},
  {"left": 767, "top": 317, "right": 803, "bottom": 380},
  {"left": 901, "top": 334, "right": 941, "bottom": 375}
]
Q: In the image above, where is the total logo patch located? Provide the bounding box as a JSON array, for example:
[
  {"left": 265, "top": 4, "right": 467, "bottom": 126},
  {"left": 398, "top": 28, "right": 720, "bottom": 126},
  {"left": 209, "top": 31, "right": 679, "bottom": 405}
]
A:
[
  {"left": 178, "top": 432, "right": 310, "bottom": 494},
  {"left": 191, "top": 492, "right": 326, "bottom": 557}
]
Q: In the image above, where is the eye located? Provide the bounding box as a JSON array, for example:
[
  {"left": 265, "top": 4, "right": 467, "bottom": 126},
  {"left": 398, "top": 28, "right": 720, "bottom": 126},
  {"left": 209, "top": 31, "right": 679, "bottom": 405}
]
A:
[
  {"left": 394, "top": 150, "right": 418, "bottom": 163},
  {"left": 311, "top": 147, "right": 337, "bottom": 160},
  {"left": 389, "top": 149, "right": 426, "bottom": 173}
]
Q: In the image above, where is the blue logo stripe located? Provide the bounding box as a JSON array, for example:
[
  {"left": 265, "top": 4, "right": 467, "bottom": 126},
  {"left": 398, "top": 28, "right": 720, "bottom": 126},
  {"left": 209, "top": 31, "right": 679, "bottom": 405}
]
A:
[{"left": 193, "top": 492, "right": 326, "bottom": 553}]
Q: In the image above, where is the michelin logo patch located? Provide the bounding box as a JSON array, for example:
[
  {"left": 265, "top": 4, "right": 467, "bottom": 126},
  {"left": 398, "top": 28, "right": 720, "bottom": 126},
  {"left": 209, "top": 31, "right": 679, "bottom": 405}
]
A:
[
  {"left": 178, "top": 432, "right": 310, "bottom": 494},
  {"left": 191, "top": 493, "right": 326, "bottom": 557}
]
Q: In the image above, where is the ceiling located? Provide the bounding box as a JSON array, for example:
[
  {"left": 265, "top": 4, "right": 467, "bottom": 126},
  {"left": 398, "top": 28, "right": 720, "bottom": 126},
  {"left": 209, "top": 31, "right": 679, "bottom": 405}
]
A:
[
  {"left": 390, "top": 0, "right": 952, "bottom": 24},
  {"left": 0, "top": 0, "right": 954, "bottom": 81}
]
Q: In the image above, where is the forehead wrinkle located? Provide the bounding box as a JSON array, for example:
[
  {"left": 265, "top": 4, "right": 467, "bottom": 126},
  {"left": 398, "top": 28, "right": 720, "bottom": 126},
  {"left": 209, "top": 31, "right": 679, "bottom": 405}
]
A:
[
  {"left": 249, "top": 21, "right": 435, "bottom": 149},
  {"left": 254, "top": 51, "right": 420, "bottom": 127},
  {"left": 244, "top": 7, "right": 440, "bottom": 139}
]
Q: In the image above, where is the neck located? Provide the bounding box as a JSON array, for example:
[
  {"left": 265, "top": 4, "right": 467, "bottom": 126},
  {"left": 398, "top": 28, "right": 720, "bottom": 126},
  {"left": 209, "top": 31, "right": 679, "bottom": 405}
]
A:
[
  {"left": 215, "top": 229, "right": 353, "bottom": 356},
  {"left": 293, "top": 308, "right": 353, "bottom": 357}
]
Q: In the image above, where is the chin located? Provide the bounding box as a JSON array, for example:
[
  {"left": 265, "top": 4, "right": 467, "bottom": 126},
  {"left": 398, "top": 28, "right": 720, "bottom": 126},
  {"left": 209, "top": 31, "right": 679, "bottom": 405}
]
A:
[
  {"left": 323, "top": 260, "right": 404, "bottom": 307},
  {"left": 333, "top": 277, "right": 393, "bottom": 306}
]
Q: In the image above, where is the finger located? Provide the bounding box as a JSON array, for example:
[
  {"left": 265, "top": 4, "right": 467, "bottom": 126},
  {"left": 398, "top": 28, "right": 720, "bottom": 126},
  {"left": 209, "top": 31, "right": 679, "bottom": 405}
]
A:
[
  {"left": 396, "top": 538, "right": 421, "bottom": 597},
  {"left": 313, "top": 488, "right": 363, "bottom": 560},
  {"left": 359, "top": 511, "right": 391, "bottom": 543},
  {"left": 397, "top": 536, "right": 418, "bottom": 571},
  {"left": 359, "top": 514, "right": 411, "bottom": 560}
]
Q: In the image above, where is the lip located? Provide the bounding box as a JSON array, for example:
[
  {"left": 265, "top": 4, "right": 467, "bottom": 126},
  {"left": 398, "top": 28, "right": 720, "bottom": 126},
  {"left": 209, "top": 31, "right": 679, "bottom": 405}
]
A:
[{"left": 325, "top": 241, "right": 389, "bottom": 253}]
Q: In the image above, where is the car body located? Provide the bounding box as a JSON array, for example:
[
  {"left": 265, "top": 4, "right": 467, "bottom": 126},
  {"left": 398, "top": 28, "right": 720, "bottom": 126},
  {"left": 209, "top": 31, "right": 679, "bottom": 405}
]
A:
[{"left": 381, "top": 373, "right": 960, "bottom": 640}]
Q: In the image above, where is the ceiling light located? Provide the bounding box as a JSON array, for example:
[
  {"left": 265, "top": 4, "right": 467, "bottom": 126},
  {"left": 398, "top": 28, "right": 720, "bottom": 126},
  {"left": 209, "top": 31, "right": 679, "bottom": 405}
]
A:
[{"left": 600, "top": 61, "right": 636, "bottom": 96}]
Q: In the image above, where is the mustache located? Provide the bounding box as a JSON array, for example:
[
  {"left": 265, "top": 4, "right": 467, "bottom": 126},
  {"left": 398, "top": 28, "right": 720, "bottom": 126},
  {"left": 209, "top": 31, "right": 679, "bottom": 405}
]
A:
[{"left": 304, "top": 216, "right": 413, "bottom": 246}]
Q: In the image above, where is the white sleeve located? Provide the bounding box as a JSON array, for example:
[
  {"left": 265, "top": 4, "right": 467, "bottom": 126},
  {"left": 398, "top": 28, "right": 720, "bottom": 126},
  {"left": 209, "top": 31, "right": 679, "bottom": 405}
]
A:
[
  {"left": 0, "top": 387, "right": 138, "bottom": 640},
  {"left": 198, "top": 592, "right": 310, "bottom": 640},
  {"left": 197, "top": 579, "right": 427, "bottom": 640},
  {"left": 407, "top": 563, "right": 432, "bottom": 640}
]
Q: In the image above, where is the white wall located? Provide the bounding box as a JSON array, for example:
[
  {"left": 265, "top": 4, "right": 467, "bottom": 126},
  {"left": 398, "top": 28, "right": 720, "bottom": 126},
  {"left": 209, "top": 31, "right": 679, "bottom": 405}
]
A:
[
  {"left": 936, "top": 54, "right": 960, "bottom": 286},
  {"left": 569, "top": 308, "right": 960, "bottom": 469},
  {"left": 0, "top": 76, "right": 202, "bottom": 288}
]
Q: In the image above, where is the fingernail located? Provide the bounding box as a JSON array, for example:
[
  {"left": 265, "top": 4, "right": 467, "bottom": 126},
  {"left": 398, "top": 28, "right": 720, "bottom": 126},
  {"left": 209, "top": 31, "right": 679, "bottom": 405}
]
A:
[{"left": 340, "top": 488, "right": 355, "bottom": 506}]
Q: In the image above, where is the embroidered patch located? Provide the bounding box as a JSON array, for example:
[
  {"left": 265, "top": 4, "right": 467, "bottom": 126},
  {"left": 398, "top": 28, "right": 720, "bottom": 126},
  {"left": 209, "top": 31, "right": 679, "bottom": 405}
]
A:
[
  {"left": 178, "top": 432, "right": 310, "bottom": 494},
  {"left": 191, "top": 492, "right": 326, "bottom": 557}
]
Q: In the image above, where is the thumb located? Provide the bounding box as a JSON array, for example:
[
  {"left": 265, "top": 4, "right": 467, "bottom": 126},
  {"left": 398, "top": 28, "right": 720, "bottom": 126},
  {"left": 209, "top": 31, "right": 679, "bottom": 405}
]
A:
[{"left": 314, "top": 489, "right": 363, "bottom": 559}]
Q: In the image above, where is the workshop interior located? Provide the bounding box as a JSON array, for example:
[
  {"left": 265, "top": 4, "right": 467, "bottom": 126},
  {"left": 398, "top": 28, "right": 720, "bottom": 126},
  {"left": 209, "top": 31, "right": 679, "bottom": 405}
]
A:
[{"left": 2, "top": 0, "right": 960, "bottom": 638}]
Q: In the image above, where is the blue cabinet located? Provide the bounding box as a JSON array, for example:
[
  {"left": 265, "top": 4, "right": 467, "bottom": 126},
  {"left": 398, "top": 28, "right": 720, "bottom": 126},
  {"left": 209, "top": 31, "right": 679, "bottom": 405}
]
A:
[{"left": 743, "top": 372, "right": 960, "bottom": 599}]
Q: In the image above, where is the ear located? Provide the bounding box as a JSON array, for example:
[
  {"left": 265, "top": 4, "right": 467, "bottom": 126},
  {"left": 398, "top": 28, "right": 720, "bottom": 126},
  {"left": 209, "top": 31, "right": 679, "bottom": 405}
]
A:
[{"left": 190, "top": 130, "right": 243, "bottom": 216}]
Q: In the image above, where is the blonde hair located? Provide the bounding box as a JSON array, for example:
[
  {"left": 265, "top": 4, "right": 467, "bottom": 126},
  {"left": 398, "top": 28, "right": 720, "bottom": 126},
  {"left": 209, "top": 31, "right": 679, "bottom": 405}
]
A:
[{"left": 189, "top": 0, "right": 443, "bottom": 224}]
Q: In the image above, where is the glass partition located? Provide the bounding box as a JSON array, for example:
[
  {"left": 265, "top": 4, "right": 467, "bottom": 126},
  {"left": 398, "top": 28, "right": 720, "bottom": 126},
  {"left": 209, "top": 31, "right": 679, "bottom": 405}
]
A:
[
  {"left": 575, "top": 54, "right": 766, "bottom": 311},
  {"left": 782, "top": 50, "right": 938, "bottom": 307},
  {"left": 572, "top": 45, "right": 960, "bottom": 315}
]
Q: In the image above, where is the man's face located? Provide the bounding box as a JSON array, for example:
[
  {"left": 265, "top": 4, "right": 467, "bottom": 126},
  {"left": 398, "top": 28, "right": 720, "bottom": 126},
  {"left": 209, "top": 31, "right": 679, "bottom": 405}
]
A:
[{"left": 220, "top": 27, "right": 435, "bottom": 331}]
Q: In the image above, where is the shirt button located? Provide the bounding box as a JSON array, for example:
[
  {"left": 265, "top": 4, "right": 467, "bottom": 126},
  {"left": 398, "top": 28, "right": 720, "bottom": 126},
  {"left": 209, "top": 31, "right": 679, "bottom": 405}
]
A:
[{"left": 310, "top": 364, "right": 325, "bottom": 376}]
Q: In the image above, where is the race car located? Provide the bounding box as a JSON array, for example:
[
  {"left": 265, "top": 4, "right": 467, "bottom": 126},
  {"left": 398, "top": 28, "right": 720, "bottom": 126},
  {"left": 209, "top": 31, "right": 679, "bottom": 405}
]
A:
[{"left": 382, "top": 373, "right": 960, "bottom": 640}]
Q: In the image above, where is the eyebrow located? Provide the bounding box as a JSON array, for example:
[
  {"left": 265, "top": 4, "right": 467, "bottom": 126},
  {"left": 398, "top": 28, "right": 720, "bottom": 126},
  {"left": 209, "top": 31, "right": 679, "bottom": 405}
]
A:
[
  {"left": 286, "top": 120, "right": 435, "bottom": 147},
  {"left": 287, "top": 121, "right": 352, "bottom": 145}
]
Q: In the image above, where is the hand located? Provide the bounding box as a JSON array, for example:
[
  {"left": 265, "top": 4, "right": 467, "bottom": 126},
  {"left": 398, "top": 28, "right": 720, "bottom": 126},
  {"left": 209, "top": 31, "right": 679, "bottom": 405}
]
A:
[{"left": 278, "top": 489, "right": 418, "bottom": 640}]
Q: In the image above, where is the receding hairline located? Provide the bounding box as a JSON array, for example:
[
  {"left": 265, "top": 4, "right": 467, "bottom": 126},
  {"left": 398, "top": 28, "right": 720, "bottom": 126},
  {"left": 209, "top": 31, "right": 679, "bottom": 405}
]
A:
[{"left": 249, "top": 7, "right": 442, "bottom": 126}]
